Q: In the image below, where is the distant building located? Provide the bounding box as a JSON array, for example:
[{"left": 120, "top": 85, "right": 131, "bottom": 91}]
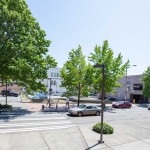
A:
[
  {"left": 0, "top": 83, "right": 20, "bottom": 92},
  {"left": 42, "top": 67, "right": 66, "bottom": 95},
  {"left": 107, "top": 74, "right": 149, "bottom": 103}
]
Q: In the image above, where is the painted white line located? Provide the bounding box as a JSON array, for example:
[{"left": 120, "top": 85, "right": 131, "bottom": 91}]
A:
[
  {"left": 0, "top": 121, "right": 73, "bottom": 128},
  {"left": 7, "top": 117, "right": 67, "bottom": 122},
  {"left": 0, "top": 113, "right": 61, "bottom": 117},
  {"left": 0, "top": 124, "right": 76, "bottom": 134},
  {"left": 23, "top": 113, "right": 61, "bottom": 116}
]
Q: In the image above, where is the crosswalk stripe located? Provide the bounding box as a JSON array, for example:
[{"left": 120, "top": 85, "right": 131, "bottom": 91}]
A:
[
  {"left": 0, "top": 124, "right": 76, "bottom": 134},
  {"left": 0, "top": 120, "right": 73, "bottom": 128},
  {"left": 0, "top": 113, "right": 75, "bottom": 134},
  {"left": 6, "top": 117, "right": 67, "bottom": 122}
]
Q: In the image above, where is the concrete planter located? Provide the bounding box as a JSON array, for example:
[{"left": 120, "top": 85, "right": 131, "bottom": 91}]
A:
[{"left": 31, "top": 99, "right": 43, "bottom": 102}]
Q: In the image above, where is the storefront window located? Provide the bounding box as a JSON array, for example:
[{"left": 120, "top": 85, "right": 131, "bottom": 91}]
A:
[{"left": 133, "top": 84, "right": 143, "bottom": 90}]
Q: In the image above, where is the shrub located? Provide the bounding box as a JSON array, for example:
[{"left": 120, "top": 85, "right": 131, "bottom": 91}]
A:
[
  {"left": 0, "top": 104, "right": 12, "bottom": 109},
  {"left": 93, "top": 123, "right": 114, "bottom": 134}
]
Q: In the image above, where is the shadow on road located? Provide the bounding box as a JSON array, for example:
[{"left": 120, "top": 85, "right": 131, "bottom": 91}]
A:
[
  {"left": 0, "top": 107, "right": 31, "bottom": 122},
  {"left": 104, "top": 106, "right": 117, "bottom": 113},
  {"left": 135, "top": 103, "right": 149, "bottom": 108}
]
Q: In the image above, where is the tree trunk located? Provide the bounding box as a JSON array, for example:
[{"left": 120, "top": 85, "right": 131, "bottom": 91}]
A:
[
  {"left": 98, "top": 91, "right": 106, "bottom": 100},
  {"left": 77, "top": 83, "right": 81, "bottom": 106},
  {"left": 6, "top": 78, "right": 8, "bottom": 105}
]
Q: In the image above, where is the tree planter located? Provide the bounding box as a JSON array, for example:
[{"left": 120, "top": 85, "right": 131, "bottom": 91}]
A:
[{"left": 31, "top": 99, "right": 43, "bottom": 103}]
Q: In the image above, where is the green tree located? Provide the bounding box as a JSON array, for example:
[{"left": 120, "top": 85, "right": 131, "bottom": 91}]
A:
[
  {"left": 60, "top": 46, "right": 90, "bottom": 106},
  {"left": 0, "top": 0, "right": 57, "bottom": 92},
  {"left": 89, "top": 40, "right": 129, "bottom": 99},
  {"left": 142, "top": 67, "right": 150, "bottom": 98}
]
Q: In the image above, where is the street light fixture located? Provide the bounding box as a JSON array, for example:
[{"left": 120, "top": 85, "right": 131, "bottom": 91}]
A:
[
  {"left": 93, "top": 64, "right": 105, "bottom": 143},
  {"left": 125, "top": 65, "right": 137, "bottom": 100}
]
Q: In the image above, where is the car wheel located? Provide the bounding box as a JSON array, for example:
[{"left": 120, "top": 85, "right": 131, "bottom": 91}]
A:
[
  {"left": 95, "top": 111, "right": 100, "bottom": 116},
  {"left": 77, "top": 112, "right": 83, "bottom": 117}
]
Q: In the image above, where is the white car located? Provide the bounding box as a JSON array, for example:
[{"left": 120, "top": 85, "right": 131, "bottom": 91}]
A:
[{"left": 68, "top": 104, "right": 101, "bottom": 117}]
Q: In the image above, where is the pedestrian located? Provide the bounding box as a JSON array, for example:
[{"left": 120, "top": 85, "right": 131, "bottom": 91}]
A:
[{"left": 66, "top": 97, "right": 69, "bottom": 109}]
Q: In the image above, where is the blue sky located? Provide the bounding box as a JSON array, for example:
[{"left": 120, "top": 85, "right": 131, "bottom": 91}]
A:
[{"left": 26, "top": 0, "right": 150, "bottom": 75}]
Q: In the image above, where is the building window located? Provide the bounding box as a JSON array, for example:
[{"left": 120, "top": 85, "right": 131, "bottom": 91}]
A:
[
  {"left": 133, "top": 84, "right": 143, "bottom": 90},
  {"left": 54, "top": 73, "right": 57, "bottom": 77},
  {"left": 51, "top": 72, "right": 53, "bottom": 77},
  {"left": 57, "top": 73, "right": 59, "bottom": 77}
]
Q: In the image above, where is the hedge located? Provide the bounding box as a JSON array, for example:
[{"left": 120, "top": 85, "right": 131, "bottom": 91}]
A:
[{"left": 0, "top": 104, "right": 12, "bottom": 109}]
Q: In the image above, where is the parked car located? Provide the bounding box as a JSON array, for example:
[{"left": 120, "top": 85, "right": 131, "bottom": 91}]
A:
[
  {"left": 107, "top": 97, "right": 117, "bottom": 101},
  {"left": 1, "top": 89, "right": 19, "bottom": 97},
  {"left": 27, "top": 92, "right": 48, "bottom": 99},
  {"left": 68, "top": 104, "right": 101, "bottom": 117},
  {"left": 112, "top": 101, "right": 132, "bottom": 108},
  {"left": 148, "top": 105, "right": 150, "bottom": 110}
]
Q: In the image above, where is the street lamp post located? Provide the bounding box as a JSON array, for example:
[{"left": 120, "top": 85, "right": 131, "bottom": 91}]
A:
[
  {"left": 54, "top": 80, "right": 57, "bottom": 93},
  {"left": 125, "top": 65, "right": 137, "bottom": 100},
  {"left": 125, "top": 67, "right": 128, "bottom": 100},
  {"left": 94, "top": 64, "right": 105, "bottom": 143},
  {"left": 49, "top": 78, "right": 52, "bottom": 104}
]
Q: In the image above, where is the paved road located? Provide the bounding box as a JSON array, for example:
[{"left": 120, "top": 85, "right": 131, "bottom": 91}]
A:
[
  {"left": 66, "top": 104, "right": 150, "bottom": 125},
  {"left": 0, "top": 112, "right": 75, "bottom": 134}
]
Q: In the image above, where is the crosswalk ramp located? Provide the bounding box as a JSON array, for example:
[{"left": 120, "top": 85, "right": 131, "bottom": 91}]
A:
[{"left": 0, "top": 113, "right": 75, "bottom": 134}]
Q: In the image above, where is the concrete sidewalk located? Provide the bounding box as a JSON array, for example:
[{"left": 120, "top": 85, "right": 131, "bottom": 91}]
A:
[
  {"left": 79, "top": 122, "right": 150, "bottom": 150},
  {"left": 0, "top": 126, "right": 88, "bottom": 150}
]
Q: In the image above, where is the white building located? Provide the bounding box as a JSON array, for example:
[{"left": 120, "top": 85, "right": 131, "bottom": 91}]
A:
[{"left": 42, "top": 67, "right": 66, "bottom": 95}]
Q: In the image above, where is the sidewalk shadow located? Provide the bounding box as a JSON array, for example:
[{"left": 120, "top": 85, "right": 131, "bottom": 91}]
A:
[{"left": 0, "top": 107, "right": 31, "bottom": 122}]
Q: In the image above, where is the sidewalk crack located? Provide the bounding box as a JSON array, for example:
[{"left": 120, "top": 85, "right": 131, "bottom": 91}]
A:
[{"left": 41, "top": 132, "right": 51, "bottom": 150}]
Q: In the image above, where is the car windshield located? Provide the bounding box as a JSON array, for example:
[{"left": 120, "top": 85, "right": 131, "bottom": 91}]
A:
[{"left": 77, "top": 105, "right": 86, "bottom": 109}]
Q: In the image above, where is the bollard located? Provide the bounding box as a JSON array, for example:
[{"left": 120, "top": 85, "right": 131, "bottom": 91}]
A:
[
  {"left": 42, "top": 105, "right": 45, "bottom": 110},
  {"left": 56, "top": 103, "right": 58, "bottom": 110}
]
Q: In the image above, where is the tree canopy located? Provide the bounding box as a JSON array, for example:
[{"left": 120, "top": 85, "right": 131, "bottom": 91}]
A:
[
  {"left": 60, "top": 46, "right": 90, "bottom": 106},
  {"left": 142, "top": 67, "right": 150, "bottom": 98},
  {"left": 89, "top": 40, "right": 129, "bottom": 98},
  {"left": 0, "top": 0, "right": 57, "bottom": 91}
]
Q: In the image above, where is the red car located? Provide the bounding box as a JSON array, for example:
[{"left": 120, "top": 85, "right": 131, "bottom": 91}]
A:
[{"left": 112, "top": 101, "right": 132, "bottom": 108}]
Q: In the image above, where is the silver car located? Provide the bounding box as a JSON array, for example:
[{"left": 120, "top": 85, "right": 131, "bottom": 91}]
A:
[{"left": 68, "top": 104, "right": 101, "bottom": 117}]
